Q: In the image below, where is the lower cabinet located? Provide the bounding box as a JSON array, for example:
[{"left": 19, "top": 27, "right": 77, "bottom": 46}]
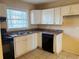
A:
[
  {"left": 32, "top": 33, "right": 38, "bottom": 49},
  {"left": 54, "top": 33, "right": 62, "bottom": 54},
  {"left": 37, "top": 32, "right": 42, "bottom": 48},
  {"left": 14, "top": 32, "right": 62, "bottom": 58},
  {"left": 14, "top": 33, "right": 38, "bottom": 58},
  {"left": 26, "top": 33, "right": 38, "bottom": 52},
  {"left": 14, "top": 39, "right": 27, "bottom": 58},
  {"left": 37, "top": 32, "right": 62, "bottom": 54}
]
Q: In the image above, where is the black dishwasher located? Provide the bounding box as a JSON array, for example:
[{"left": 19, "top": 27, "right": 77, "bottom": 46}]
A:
[{"left": 42, "top": 32, "right": 54, "bottom": 53}]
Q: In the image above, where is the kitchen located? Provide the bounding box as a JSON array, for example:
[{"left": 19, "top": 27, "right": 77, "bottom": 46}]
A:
[{"left": 0, "top": 0, "right": 79, "bottom": 59}]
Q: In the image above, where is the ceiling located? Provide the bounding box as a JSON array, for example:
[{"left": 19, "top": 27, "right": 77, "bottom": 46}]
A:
[{"left": 21, "top": 0, "right": 59, "bottom": 4}]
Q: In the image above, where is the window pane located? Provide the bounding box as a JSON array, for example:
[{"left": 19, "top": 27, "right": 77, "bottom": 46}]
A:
[{"left": 7, "top": 9, "right": 28, "bottom": 29}]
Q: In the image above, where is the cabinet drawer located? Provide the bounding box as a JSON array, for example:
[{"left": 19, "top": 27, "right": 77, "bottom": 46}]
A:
[{"left": 14, "top": 36, "right": 27, "bottom": 42}]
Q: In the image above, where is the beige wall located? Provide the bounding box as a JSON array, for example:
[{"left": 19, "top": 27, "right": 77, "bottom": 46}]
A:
[
  {"left": 62, "top": 16, "right": 79, "bottom": 55},
  {"left": 35, "top": 0, "right": 79, "bottom": 9}
]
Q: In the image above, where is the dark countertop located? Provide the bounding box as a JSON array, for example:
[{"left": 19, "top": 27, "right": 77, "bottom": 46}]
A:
[{"left": 7, "top": 28, "right": 63, "bottom": 38}]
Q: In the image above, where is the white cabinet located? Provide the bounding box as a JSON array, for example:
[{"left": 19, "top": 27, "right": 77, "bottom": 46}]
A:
[
  {"left": 26, "top": 33, "right": 38, "bottom": 50},
  {"left": 31, "top": 8, "right": 63, "bottom": 25},
  {"left": 42, "top": 9, "right": 54, "bottom": 24},
  {"left": 31, "top": 4, "right": 79, "bottom": 25},
  {"left": 31, "top": 10, "right": 42, "bottom": 24},
  {"left": 14, "top": 36, "right": 28, "bottom": 58},
  {"left": 61, "top": 4, "right": 79, "bottom": 16},
  {"left": 26, "top": 35, "right": 35, "bottom": 52},
  {"left": 54, "top": 7, "right": 62, "bottom": 25},
  {"left": 42, "top": 8, "right": 63, "bottom": 25},
  {"left": 37, "top": 32, "right": 42, "bottom": 48},
  {"left": 14, "top": 34, "right": 38, "bottom": 58},
  {"left": 30, "top": 33, "right": 38, "bottom": 50},
  {"left": 54, "top": 33, "right": 62, "bottom": 54},
  {"left": 0, "top": 4, "right": 6, "bottom": 17},
  {"left": 70, "top": 4, "right": 79, "bottom": 15},
  {"left": 15, "top": 39, "right": 27, "bottom": 58},
  {"left": 61, "top": 5, "right": 71, "bottom": 16}
]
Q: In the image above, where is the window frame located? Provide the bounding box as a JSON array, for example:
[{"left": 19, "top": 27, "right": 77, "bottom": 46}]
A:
[{"left": 6, "top": 9, "right": 29, "bottom": 31}]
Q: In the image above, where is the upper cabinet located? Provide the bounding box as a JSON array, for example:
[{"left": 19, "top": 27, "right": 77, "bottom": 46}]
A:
[
  {"left": 61, "top": 4, "right": 79, "bottom": 16},
  {"left": 31, "top": 8, "right": 63, "bottom": 25},
  {"left": 0, "top": 4, "right": 6, "bottom": 17},
  {"left": 61, "top": 5, "right": 71, "bottom": 16},
  {"left": 42, "top": 8, "right": 54, "bottom": 24},
  {"left": 31, "top": 10, "right": 42, "bottom": 24},
  {"left": 54, "top": 7, "right": 61, "bottom": 25},
  {"left": 31, "top": 4, "right": 79, "bottom": 25},
  {"left": 70, "top": 4, "right": 79, "bottom": 15},
  {"left": 31, "top": 9, "right": 55, "bottom": 24}
]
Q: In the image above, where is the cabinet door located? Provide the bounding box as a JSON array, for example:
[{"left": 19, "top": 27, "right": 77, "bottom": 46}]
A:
[
  {"left": 54, "top": 7, "right": 62, "bottom": 25},
  {"left": 70, "top": 4, "right": 79, "bottom": 15},
  {"left": 0, "top": 4, "right": 6, "bottom": 17},
  {"left": 14, "top": 34, "right": 38, "bottom": 58},
  {"left": 26, "top": 34, "right": 37, "bottom": 51},
  {"left": 42, "top": 9, "right": 54, "bottom": 24},
  {"left": 61, "top": 5, "right": 71, "bottom": 16},
  {"left": 15, "top": 40, "right": 27, "bottom": 58},
  {"left": 32, "top": 33, "right": 38, "bottom": 49},
  {"left": 14, "top": 36, "right": 27, "bottom": 58},
  {"left": 31, "top": 10, "right": 42, "bottom": 24},
  {"left": 25, "top": 35, "right": 33, "bottom": 52},
  {"left": 37, "top": 32, "right": 42, "bottom": 48},
  {"left": 55, "top": 33, "right": 62, "bottom": 54}
]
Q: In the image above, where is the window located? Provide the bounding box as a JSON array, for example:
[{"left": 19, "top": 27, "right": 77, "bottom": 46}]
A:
[{"left": 7, "top": 9, "right": 28, "bottom": 29}]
